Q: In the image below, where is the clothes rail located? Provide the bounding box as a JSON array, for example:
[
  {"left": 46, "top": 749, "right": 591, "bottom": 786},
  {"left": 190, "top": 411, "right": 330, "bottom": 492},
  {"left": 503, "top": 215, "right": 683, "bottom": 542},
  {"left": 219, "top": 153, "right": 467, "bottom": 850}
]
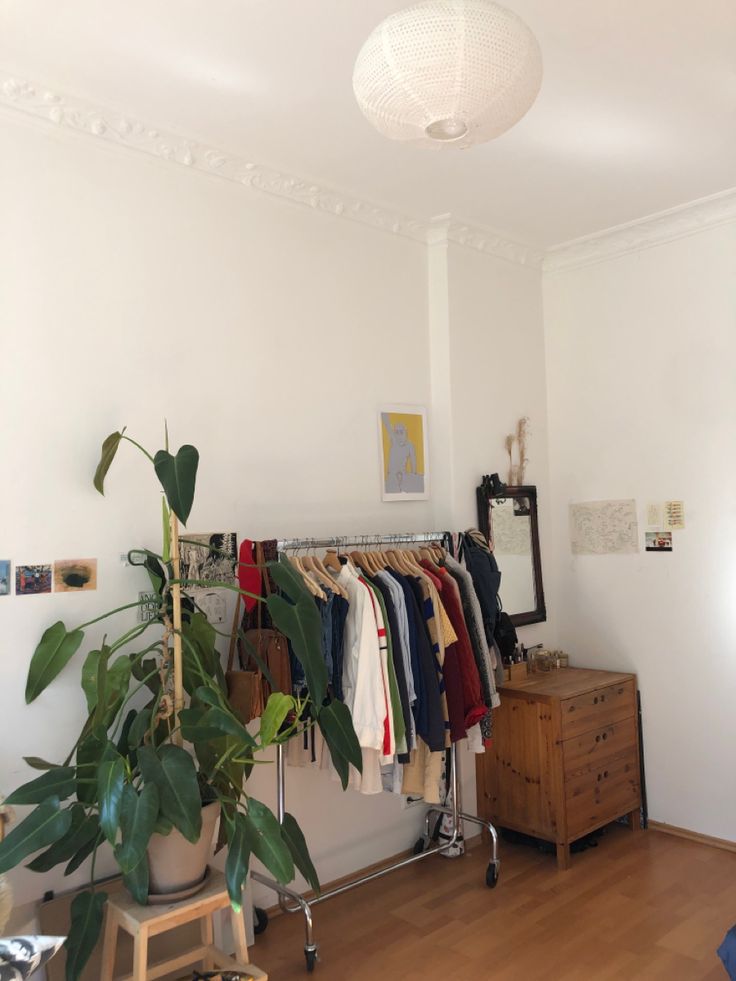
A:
[
  {"left": 251, "top": 531, "right": 501, "bottom": 973},
  {"left": 277, "top": 531, "right": 450, "bottom": 550}
]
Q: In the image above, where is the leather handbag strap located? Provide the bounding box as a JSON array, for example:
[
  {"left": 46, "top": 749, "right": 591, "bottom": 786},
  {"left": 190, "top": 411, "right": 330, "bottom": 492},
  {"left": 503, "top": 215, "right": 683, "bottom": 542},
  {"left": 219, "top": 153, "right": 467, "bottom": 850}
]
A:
[{"left": 226, "top": 594, "right": 241, "bottom": 674}]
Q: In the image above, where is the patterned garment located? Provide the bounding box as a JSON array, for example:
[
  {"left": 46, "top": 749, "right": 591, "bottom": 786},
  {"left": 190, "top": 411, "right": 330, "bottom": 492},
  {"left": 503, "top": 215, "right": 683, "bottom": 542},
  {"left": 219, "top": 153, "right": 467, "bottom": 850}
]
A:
[{"left": 0, "top": 936, "right": 65, "bottom": 981}]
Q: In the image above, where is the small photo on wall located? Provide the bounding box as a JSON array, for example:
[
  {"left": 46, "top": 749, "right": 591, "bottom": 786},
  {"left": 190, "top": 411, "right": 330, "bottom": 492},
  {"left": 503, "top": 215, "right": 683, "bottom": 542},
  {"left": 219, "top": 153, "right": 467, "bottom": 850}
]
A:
[
  {"left": 54, "top": 559, "right": 97, "bottom": 592},
  {"left": 0, "top": 560, "right": 10, "bottom": 596},
  {"left": 16, "top": 564, "right": 52, "bottom": 595},
  {"left": 645, "top": 532, "right": 673, "bottom": 552},
  {"left": 180, "top": 533, "right": 238, "bottom": 584},
  {"left": 379, "top": 405, "right": 429, "bottom": 501}
]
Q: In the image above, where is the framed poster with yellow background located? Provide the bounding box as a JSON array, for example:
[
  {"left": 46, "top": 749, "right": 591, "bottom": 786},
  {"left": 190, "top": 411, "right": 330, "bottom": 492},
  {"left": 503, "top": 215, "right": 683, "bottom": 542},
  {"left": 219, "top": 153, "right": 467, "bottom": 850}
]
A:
[{"left": 378, "top": 405, "right": 429, "bottom": 501}]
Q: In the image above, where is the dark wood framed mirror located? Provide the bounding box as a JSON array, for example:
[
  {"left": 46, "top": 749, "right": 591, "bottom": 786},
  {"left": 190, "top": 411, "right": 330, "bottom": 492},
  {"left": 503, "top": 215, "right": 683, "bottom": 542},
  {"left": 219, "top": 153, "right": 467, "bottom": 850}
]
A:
[{"left": 476, "top": 479, "right": 546, "bottom": 627}]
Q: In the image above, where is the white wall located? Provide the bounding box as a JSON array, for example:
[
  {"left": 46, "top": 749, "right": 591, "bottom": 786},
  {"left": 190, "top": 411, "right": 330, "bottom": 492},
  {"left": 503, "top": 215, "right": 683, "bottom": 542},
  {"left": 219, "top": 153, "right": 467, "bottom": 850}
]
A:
[
  {"left": 446, "top": 242, "right": 552, "bottom": 649},
  {"left": 0, "top": 113, "right": 438, "bottom": 908},
  {"left": 544, "top": 223, "right": 736, "bottom": 839},
  {"left": 1, "top": 108, "right": 552, "bottom": 916}
]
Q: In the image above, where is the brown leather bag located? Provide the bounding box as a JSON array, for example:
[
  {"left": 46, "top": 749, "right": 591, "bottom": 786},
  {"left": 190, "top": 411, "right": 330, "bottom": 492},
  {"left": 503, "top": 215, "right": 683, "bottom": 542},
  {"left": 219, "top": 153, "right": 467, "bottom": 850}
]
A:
[{"left": 226, "top": 543, "right": 291, "bottom": 723}]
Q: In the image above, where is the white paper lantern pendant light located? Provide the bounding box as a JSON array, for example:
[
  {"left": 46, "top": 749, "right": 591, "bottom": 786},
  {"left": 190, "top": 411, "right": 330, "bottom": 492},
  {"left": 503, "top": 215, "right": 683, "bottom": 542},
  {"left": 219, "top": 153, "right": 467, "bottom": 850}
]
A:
[{"left": 353, "top": 0, "right": 542, "bottom": 149}]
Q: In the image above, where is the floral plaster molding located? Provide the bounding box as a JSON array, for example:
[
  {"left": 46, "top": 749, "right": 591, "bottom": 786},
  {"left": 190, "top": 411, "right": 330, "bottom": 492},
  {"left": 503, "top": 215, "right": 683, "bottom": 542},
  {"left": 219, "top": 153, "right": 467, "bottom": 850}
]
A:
[
  {"left": 545, "top": 188, "right": 736, "bottom": 273},
  {"left": 0, "top": 67, "right": 546, "bottom": 267},
  {"left": 0, "top": 68, "right": 428, "bottom": 244},
  {"left": 4, "top": 67, "right": 731, "bottom": 271}
]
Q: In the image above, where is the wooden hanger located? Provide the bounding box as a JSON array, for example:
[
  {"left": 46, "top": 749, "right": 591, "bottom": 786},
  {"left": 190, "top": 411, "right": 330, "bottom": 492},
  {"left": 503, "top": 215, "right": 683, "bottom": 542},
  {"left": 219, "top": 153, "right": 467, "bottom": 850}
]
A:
[
  {"left": 350, "top": 550, "right": 376, "bottom": 577},
  {"left": 323, "top": 549, "right": 342, "bottom": 573},
  {"left": 386, "top": 549, "right": 413, "bottom": 575},
  {"left": 419, "top": 546, "right": 442, "bottom": 572},
  {"left": 287, "top": 554, "right": 325, "bottom": 599},
  {"left": 310, "top": 553, "right": 349, "bottom": 599}
]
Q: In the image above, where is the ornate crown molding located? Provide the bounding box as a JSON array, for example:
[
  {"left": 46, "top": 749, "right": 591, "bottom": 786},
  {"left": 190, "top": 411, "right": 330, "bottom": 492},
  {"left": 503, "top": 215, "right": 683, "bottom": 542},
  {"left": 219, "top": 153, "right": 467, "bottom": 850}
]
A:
[
  {"left": 0, "top": 68, "right": 428, "bottom": 244},
  {"left": 446, "top": 220, "right": 544, "bottom": 268},
  {"left": 545, "top": 188, "right": 736, "bottom": 274},
  {"left": 426, "top": 215, "right": 543, "bottom": 268},
  {"left": 0, "top": 67, "right": 545, "bottom": 267}
]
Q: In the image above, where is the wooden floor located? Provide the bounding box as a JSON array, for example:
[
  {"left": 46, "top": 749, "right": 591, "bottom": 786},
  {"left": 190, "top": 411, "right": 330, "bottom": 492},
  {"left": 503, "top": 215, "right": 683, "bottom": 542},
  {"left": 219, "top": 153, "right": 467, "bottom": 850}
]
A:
[{"left": 254, "top": 824, "right": 735, "bottom": 980}]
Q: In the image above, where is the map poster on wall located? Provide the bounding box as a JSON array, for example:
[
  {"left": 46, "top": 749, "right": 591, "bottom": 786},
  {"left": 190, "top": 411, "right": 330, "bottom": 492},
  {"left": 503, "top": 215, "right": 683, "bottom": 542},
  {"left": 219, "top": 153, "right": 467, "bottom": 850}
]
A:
[{"left": 569, "top": 499, "right": 639, "bottom": 555}]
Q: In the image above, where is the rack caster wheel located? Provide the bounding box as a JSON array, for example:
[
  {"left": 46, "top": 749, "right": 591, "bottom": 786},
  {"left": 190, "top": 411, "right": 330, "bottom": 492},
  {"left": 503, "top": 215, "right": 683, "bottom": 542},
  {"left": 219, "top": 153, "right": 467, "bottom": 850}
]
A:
[
  {"left": 486, "top": 861, "right": 500, "bottom": 888},
  {"left": 412, "top": 836, "right": 427, "bottom": 856},
  {"left": 305, "top": 946, "right": 318, "bottom": 972},
  {"left": 253, "top": 906, "right": 269, "bottom": 935}
]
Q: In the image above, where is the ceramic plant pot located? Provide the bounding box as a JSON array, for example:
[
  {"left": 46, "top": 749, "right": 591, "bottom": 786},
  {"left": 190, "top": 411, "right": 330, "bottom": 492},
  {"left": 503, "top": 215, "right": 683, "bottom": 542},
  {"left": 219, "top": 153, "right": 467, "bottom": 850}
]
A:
[{"left": 146, "top": 800, "right": 220, "bottom": 903}]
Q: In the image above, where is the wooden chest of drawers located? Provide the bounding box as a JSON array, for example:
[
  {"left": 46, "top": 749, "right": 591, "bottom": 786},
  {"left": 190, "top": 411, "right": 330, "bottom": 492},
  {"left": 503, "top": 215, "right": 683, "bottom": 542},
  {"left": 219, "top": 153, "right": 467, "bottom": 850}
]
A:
[{"left": 476, "top": 668, "right": 642, "bottom": 868}]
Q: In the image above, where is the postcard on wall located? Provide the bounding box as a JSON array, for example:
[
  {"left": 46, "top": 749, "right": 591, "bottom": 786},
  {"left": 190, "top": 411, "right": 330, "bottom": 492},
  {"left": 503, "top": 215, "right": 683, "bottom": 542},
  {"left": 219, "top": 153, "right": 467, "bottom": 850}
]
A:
[
  {"left": 16, "top": 564, "right": 52, "bottom": 595},
  {"left": 569, "top": 499, "right": 639, "bottom": 555},
  {"left": 54, "top": 558, "right": 97, "bottom": 592},
  {"left": 664, "top": 500, "right": 685, "bottom": 530},
  {"left": 0, "top": 561, "right": 10, "bottom": 596},
  {"left": 646, "top": 531, "right": 673, "bottom": 552},
  {"left": 379, "top": 405, "right": 429, "bottom": 502},
  {"left": 179, "top": 533, "right": 238, "bottom": 584}
]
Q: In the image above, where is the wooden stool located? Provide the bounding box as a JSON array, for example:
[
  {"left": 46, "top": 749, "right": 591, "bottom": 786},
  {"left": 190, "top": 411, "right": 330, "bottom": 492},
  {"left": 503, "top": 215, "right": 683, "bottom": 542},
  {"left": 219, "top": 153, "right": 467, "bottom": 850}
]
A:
[{"left": 99, "top": 869, "right": 267, "bottom": 981}]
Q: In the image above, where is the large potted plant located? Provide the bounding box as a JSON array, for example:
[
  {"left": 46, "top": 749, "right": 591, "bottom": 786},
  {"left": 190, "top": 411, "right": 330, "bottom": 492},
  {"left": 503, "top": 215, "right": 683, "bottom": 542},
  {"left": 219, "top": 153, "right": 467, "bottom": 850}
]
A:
[{"left": 0, "top": 428, "right": 361, "bottom": 981}]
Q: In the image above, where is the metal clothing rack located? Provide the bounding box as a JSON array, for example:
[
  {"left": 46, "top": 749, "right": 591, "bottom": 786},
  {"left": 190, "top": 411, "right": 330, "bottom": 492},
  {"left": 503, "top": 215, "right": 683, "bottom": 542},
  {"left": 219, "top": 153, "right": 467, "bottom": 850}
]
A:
[{"left": 251, "top": 531, "right": 501, "bottom": 972}]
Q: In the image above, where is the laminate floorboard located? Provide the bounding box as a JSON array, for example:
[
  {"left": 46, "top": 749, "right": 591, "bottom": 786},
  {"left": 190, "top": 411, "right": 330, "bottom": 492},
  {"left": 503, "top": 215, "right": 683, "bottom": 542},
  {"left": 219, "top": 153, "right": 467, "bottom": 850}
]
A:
[{"left": 253, "top": 825, "right": 735, "bottom": 980}]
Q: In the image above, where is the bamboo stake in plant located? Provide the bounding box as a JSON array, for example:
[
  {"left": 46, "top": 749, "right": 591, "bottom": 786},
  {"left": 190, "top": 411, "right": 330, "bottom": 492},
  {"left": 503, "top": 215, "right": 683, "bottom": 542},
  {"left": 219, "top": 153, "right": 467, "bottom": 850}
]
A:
[{"left": 169, "top": 511, "right": 184, "bottom": 747}]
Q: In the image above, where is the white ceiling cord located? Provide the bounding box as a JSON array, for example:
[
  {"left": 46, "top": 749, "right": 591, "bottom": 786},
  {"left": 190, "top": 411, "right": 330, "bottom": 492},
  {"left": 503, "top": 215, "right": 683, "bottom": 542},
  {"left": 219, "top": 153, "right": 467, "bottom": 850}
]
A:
[{"left": 353, "top": 0, "right": 542, "bottom": 149}]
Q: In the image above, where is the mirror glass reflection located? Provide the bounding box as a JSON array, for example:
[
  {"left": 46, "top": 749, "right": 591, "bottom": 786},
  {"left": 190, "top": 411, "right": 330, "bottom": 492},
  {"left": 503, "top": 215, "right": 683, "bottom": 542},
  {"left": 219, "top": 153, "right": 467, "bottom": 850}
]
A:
[{"left": 492, "top": 497, "right": 536, "bottom": 615}]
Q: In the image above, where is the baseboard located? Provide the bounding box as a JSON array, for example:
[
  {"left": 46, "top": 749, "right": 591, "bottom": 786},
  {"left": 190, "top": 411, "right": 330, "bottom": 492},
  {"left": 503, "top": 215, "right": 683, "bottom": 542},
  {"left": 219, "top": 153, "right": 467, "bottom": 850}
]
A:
[{"left": 649, "top": 820, "right": 736, "bottom": 853}]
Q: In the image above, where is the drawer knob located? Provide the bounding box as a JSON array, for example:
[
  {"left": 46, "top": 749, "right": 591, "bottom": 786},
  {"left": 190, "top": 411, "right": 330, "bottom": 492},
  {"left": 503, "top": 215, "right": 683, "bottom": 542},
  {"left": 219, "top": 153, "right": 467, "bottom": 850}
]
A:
[
  {"left": 593, "top": 697, "right": 598, "bottom": 704},
  {"left": 602, "top": 732, "right": 608, "bottom": 741},
  {"left": 600, "top": 694, "right": 606, "bottom": 702},
  {"left": 604, "top": 770, "right": 609, "bottom": 778},
  {"left": 595, "top": 735, "right": 601, "bottom": 743}
]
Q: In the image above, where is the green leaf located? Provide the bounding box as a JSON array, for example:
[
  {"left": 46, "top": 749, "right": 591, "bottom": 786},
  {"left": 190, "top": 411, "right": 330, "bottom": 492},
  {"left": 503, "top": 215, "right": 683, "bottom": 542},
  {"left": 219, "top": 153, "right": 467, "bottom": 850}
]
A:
[
  {"left": 76, "top": 727, "right": 107, "bottom": 804},
  {"left": 102, "top": 655, "right": 133, "bottom": 724},
  {"left": 6, "top": 766, "right": 76, "bottom": 805},
  {"left": 281, "top": 812, "right": 320, "bottom": 895},
  {"left": 318, "top": 700, "right": 362, "bottom": 773},
  {"left": 259, "top": 693, "right": 294, "bottom": 747},
  {"left": 183, "top": 613, "right": 219, "bottom": 681},
  {"left": 193, "top": 686, "right": 223, "bottom": 709},
  {"left": 179, "top": 707, "right": 228, "bottom": 743},
  {"left": 117, "top": 709, "right": 137, "bottom": 757},
  {"left": 0, "top": 798, "right": 73, "bottom": 874},
  {"left": 153, "top": 815, "right": 173, "bottom": 836},
  {"left": 97, "top": 752, "right": 125, "bottom": 844},
  {"left": 81, "top": 649, "right": 101, "bottom": 713},
  {"left": 204, "top": 707, "right": 257, "bottom": 747},
  {"left": 64, "top": 824, "right": 102, "bottom": 876},
  {"left": 137, "top": 745, "right": 202, "bottom": 844},
  {"left": 65, "top": 890, "right": 107, "bottom": 981},
  {"left": 115, "top": 783, "right": 159, "bottom": 874},
  {"left": 127, "top": 708, "right": 152, "bottom": 749},
  {"left": 319, "top": 722, "right": 349, "bottom": 790},
  {"left": 267, "top": 559, "right": 328, "bottom": 705},
  {"left": 23, "top": 756, "right": 61, "bottom": 771},
  {"left": 153, "top": 445, "right": 199, "bottom": 526},
  {"left": 161, "top": 497, "right": 171, "bottom": 564},
  {"left": 224, "top": 812, "right": 250, "bottom": 910},
  {"left": 122, "top": 855, "right": 149, "bottom": 905},
  {"left": 243, "top": 797, "right": 294, "bottom": 885},
  {"left": 26, "top": 622, "right": 84, "bottom": 703},
  {"left": 93, "top": 427, "right": 125, "bottom": 494},
  {"left": 26, "top": 804, "right": 89, "bottom": 872}
]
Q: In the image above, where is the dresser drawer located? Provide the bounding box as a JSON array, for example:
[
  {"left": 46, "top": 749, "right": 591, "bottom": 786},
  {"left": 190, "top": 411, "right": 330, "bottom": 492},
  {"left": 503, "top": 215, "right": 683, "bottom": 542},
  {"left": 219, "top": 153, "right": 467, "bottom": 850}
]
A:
[
  {"left": 565, "top": 752, "right": 640, "bottom": 839},
  {"left": 560, "top": 679, "right": 635, "bottom": 738},
  {"left": 563, "top": 718, "right": 637, "bottom": 776}
]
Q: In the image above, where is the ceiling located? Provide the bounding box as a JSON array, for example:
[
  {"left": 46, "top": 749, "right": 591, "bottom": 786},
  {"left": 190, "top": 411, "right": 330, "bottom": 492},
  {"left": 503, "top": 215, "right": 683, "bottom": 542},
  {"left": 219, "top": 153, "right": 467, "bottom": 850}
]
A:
[{"left": 1, "top": 0, "right": 734, "bottom": 248}]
